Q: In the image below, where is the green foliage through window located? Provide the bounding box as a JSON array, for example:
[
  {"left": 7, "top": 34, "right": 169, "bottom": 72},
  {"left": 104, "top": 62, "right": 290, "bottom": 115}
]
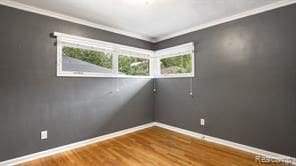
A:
[
  {"left": 63, "top": 46, "right": 112, "bottom": 69},
  {"left": 160, "top": 54, "right": 192, "bottom": 74},
  {"left": 119, "top": 55, "right": 149, "bottom": 76},
  {"left": 61, "top": 45, "right": 192, "bottom": 77}
]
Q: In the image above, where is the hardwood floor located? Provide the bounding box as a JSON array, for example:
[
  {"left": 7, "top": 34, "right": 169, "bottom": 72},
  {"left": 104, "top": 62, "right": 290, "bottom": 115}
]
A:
[{"left": 20, "top": 127, "right": 285, "bottom": 166}]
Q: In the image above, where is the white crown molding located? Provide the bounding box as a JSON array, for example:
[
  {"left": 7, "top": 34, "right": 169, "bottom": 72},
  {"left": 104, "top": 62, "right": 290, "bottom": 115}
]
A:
[
  {"left": 0, "top": 0, "right": 296, "bottom": 42},
  {"left": 155, "top": 0, "right": 296, "bottom": 42},
  {"left": 0, "top": 122, "right": 156, "bottom": 166},
  {"left": 0, "top": 0, "right": 155, "bottom": 42}
]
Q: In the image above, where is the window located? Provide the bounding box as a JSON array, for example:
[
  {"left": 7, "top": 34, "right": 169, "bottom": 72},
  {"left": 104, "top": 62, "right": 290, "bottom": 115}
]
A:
[
  {"left": 55, "top": 32, "right": 153, "bottom": 78},
  {"left": 155, "top": 43, "right": 194, "bottom": 78},
  {"left": 118, "top": 55, "right": 150, "bottom": 76},
  {"left": 55, "top": 32, "right": 194, "bottom": 78},
  {"left": 160, "top": 54, "right": 192, "bottom": 75},
  {"left": 62, "top": 46, "right": 113, "bottom": 74}
]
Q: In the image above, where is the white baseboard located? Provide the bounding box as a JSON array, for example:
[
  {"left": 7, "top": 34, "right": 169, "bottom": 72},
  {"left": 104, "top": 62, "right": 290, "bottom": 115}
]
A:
[
  {"left": 0, "top": 122, "right": 155, "bottom": 166},
  {"left": 154, "top": 122, "right": 296, "bottom": 165},
  {"left": 1, "top": 122, "right": 295, "bottom": 166}
]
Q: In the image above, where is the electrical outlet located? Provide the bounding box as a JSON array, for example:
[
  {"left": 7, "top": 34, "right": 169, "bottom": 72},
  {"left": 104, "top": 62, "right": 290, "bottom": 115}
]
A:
[
  {"left": 200, "top": 119, "right": 205, "bottom": 126},
  {"left": 41, "top": 130, "right": 48, "bottom": 140}
]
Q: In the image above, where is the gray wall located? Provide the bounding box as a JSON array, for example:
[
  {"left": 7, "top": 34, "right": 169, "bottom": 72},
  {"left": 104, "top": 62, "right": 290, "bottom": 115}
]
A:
[
  {"left": 155, "top": 4, "right": 296, "bottom": 157},
  {"left": 1, "top": 2, "right": 296, "bottom": 162},
  {"left": 0, "top": 5, "right": 154, "bottom": 161}
]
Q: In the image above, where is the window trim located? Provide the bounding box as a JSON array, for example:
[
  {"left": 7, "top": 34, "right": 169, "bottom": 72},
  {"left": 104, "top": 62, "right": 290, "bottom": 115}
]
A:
[
  {"left": 55, "top": 32, "right": 153, "bottom": 78},
  {"left": 154, "top": 43, "right": 195, "bottom": 78},
  {"left": 118, "top": 54, "right": 151, "bottom": 77},
  {"left": 54, "top": 32, "right": 194, "bottom": 78}
]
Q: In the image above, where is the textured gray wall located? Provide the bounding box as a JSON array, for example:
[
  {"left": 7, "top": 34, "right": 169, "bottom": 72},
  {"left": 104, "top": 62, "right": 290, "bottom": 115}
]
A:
[
  {"left": 155, "top": 4, "right": 296, "bottom": 157},
  {"left": 0, "top": 5, "right": 154, "bottom": 161},
  {"left": 1, "top": 2, "right": 296, "bottom": 162}
]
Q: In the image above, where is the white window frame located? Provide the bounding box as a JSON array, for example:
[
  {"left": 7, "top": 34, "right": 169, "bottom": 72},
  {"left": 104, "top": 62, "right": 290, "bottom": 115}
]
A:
[
  {"left": 117, "top": 53, "right": 151, "bottom": 77},
  {"left": 54, "top": 32, "right": 194, "bottom": 78},
  {"left": 55, "top": 32, "right": 153, "bottom": 78},
  {"left": 154, "top": 43, "right": 195, "bottom": 78}
]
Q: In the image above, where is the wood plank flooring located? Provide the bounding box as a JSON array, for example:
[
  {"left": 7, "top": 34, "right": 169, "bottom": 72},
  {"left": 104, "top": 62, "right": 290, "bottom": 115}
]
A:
[{"left": 20, "top": 127, "right": 285, "bottom": 166}]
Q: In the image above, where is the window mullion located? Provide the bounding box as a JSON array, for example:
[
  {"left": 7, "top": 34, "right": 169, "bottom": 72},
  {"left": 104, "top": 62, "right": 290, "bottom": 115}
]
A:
[{"left": 112, "top": 51, "right": 119, "bottom": 75}]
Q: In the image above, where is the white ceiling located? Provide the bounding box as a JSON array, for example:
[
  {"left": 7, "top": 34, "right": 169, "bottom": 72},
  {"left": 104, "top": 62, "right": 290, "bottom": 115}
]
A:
[{"left": 4, "top": 0, "right": 289, "bottom": 41}]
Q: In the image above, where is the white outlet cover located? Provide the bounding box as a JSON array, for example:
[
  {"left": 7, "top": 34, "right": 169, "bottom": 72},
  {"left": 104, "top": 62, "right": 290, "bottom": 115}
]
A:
[
  {"left": 41, "top": 130, "right": 48, "bottom": 140},
  {"left": 200, "top": 119, "right": 205, "bottom": 126}
]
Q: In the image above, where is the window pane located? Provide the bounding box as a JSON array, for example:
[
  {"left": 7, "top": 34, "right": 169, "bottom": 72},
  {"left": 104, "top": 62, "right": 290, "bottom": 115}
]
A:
[
  {"left": 118, "top": 55, "right": 149, "bottom": 76},
  {"left": 160, "top": 54, "right": 192, "bottom": 74},
  {"left": 62, "top": 46, "right": 113, "bottom": 73}
]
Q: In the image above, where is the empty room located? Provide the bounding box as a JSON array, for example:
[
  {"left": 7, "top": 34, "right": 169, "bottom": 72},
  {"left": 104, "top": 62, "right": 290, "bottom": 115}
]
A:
[{"left": 0, "top": 0, "right": 295, "bottom": 165}]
